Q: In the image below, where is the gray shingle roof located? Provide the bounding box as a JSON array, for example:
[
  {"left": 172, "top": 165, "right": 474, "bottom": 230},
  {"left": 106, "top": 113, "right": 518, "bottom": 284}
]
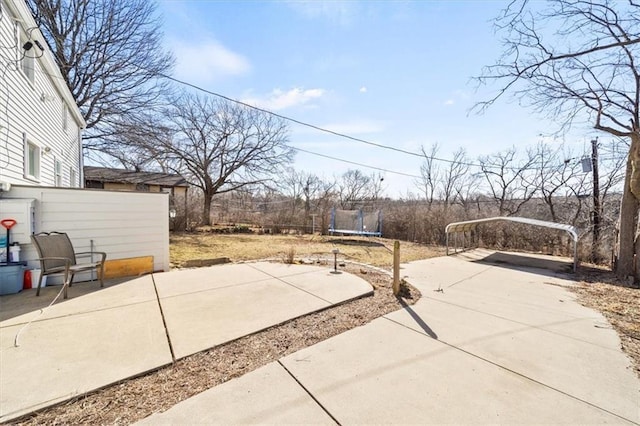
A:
[{"left": 84, "top": 166, "right": 189, "bottom": 187}]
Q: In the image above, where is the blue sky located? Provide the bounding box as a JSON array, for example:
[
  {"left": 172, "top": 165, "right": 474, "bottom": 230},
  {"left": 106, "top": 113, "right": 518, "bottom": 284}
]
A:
[{"left": 157, "top": 0, "right": 598, "bottom": 197}]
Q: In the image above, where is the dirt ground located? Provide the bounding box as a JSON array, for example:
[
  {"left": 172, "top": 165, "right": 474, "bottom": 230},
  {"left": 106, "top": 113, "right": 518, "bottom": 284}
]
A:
[
  {"left": 572, "top": 268, "right": 640, "bottom": 378},
  {"left": 8, "top": 233, "right": 639, "bottom": 425}
]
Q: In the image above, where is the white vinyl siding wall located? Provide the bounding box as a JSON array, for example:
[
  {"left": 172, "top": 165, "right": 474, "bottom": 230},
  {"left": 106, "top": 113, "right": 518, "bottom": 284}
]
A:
[
  {"left": 69, "top": 167, "right": 77, "bottom": 187},
  {"left": 2, "top": 185, "right": 171, "bottom": 278},
  {"left": 0, "top": 0, "right": 83, "bottom": 188}
]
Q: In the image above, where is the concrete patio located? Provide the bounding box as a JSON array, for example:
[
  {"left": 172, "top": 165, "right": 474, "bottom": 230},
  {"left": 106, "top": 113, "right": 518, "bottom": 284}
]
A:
[
  {"left": 0, "top": 262, "right": 373, "bottom": 422},
  {"left": 2, "top": 251, "right": 638, "bottom": 424}
]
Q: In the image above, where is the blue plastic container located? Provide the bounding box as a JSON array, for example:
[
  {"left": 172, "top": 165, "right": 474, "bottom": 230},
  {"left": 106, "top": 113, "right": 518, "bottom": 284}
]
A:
[{"left": 0, "top": 263, "right": 25, "bottom": 295}]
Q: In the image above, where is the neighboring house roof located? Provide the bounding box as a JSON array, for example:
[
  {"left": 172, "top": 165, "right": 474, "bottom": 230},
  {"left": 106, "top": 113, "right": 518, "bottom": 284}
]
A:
[
  {"left": 84, "top": 166, "right": 189, "bottom": 188},
  {"left": 8, "top": 0, "right": 86, "bottom": 129}
]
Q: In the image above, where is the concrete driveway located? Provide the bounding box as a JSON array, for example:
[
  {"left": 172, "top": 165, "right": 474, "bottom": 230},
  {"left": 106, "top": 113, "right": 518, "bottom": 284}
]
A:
[
  {"left": 140, "top": 252, "right": 640, "bottom": 425},
  {"left": 0, "top": 262, "right": 373, "bottom": 422}
]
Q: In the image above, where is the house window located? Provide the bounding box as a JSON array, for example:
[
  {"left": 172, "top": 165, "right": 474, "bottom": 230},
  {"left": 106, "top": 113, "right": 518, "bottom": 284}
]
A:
[
  {"left": 17, "top": 26, "right": 35, "bottom": 84},
  {"left": 69, "top": 167, "right": 76, "bottom": 187},
  {"left": 24, "top": 139, "right": 40, "bottom": 181},
  {"left": 55, "top": 160, "right": 63, "bottom": 186},
  {"left": 62, "top": 104, "right": 68, "bottom": 131}
]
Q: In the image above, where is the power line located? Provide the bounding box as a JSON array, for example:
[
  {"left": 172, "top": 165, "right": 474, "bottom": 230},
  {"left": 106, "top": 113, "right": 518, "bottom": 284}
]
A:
[
  {"left": 157, "top": 74, "right": 428, "bottom": 157},
  {"left": 293, "top": 146, "right": 422, "bottom": 178},
  {"left": 156, "top": 72, "right": 620, "bottom": 173}
]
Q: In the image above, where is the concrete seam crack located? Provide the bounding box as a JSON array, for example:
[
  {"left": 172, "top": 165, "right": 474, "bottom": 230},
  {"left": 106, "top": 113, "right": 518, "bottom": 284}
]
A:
[
  {"left": 277, "top": 360, "right": 342, "bottom": 426},
  {"left": 151, "top": 273, "right": 176, "bottom": 363}
]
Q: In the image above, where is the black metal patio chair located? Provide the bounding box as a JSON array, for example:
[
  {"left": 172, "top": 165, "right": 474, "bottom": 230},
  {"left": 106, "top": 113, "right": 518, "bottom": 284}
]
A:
[{"left": 31, "top": 232, "right": 106, "bottom": 299}]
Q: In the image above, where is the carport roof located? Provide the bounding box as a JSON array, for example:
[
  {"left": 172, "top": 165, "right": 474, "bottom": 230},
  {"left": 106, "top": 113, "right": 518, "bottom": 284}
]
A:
[
  {"left": 445, "top": 216, "right": 579, "bottom": 272},
  {"left": 445, "top": 216, "right": 578, "bottom": 241}
]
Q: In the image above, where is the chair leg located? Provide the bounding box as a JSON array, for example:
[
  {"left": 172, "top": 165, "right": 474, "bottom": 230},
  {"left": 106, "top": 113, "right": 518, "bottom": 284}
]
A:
[
  {"left": 36, "top": 274, "right": 44, "bottom": 296},
  {"left": 99, "top": 264, "right": 105, "bottom": 288},
  {"left": 63, "top": 271, "right": 71, "bottom": 299}
]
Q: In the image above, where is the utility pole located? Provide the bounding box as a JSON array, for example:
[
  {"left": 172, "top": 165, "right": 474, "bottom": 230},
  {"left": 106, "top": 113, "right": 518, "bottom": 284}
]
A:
[{"left": 591, "top": 137, "right": 600, "bottom": 263}]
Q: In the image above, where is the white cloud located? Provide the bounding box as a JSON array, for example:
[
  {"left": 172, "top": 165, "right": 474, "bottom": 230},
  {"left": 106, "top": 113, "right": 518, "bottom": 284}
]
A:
[
  {"left": 242, "top": 88, "right": 325, "bottom": 111},
  {"left": 444, "top": 99, "right": 455, "bottom": 106},
  {"left": 359, "top": 86, "right": 368, "bottom": 93},
  {"left": 168, "top": 37, "right": 250, "bottom": 85}
]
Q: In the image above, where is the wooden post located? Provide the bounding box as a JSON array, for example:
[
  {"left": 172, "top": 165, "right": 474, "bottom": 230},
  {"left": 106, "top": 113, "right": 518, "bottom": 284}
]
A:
[{"left": 393, "top": 240, "right": 400, "bottom": 295}]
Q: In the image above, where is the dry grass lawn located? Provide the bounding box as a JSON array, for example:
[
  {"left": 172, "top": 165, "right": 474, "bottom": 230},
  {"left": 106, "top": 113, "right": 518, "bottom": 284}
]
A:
[{"left": 170, "top": 232, "right": 444, "bottom": 268}]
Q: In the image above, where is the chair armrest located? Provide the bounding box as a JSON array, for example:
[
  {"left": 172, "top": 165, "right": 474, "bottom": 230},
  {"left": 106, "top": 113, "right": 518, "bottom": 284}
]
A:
[
  {"left": 75, "top": 251, "right": 107, "bottom": 263},
  {"left": 37, "top": 256, "right": 72, "bottom": 264},
  {"left": 37, "top": 257, "right": 72, "bottom": 271}
]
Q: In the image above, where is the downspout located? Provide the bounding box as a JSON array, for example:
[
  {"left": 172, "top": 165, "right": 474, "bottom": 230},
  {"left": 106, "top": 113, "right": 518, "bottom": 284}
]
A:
[{"left": 78, "top": 127, "right": 84, "bottom": 188}]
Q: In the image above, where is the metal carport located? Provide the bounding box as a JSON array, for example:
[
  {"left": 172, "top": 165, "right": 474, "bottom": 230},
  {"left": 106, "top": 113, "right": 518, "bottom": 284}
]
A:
[{"left": 445, "top": 217, "right": 579, "bottom": 272}]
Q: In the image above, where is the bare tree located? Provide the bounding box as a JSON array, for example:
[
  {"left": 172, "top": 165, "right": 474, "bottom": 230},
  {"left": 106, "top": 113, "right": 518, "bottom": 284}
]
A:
[
  {"left": 418, "top": 144, "right": 474, "bottom": 211},
  {"left": 417, "top": 143, "right": 441, "bottom": 207},
  {"left": 28, "top": 0, "right": 174, "bottom": 156},
  {"left": 154, "top": 93, "right": 293, "bottom": 225},
  {"left": 475, "top": 0, "right": 640, "bottom": 281},
  {"left": 94, "top": 111, "right": 173, "bottom": 171},
  {"left": 479, "top": 147, "right": 539, "bottom": 216},
  {"left": 337, "top": 169, "right": 376, "bottom": 210},
  {"left": 534, "top": 143, "right": 580, "bottom": 222},
  {"left": 314, "top": 177, "right": 337, "bottom": 234},
  {"left": 440, "top": 147, "right": 469, "bottom": 211},
  {"left": 453, "top": 170, "right": 482, "bottom": 217},
  {"left": 298, "top": 172, "right": 327, "bottom": 220},
  {"left": 281, "top": 168, "right": 305, "bottom": 220}
]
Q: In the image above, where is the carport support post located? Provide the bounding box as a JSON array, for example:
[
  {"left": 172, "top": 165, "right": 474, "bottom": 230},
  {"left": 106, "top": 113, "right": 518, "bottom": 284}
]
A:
[
  {"left": 393, "top": 240, "right": 400, "bottom": 295},
  {"left": 454, "top": 232, "right": 458, "bottom": 254},
  {"left": 446, "top": 233, "right": 449, "bottom": 255}
]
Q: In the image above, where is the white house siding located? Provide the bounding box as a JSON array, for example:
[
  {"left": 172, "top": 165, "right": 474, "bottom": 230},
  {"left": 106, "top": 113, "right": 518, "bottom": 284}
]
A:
[
  {"left": 0, "top": 0, "right": 84, "bottom": 188},
  {"left": 1, "top": 185, "right": 170, "bottom": 279}
]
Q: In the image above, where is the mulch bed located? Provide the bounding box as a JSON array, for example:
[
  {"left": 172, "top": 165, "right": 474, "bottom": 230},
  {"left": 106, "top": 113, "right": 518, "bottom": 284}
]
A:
[{"left": 10, "top": 264, "right": 419, "bottom": 425}]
